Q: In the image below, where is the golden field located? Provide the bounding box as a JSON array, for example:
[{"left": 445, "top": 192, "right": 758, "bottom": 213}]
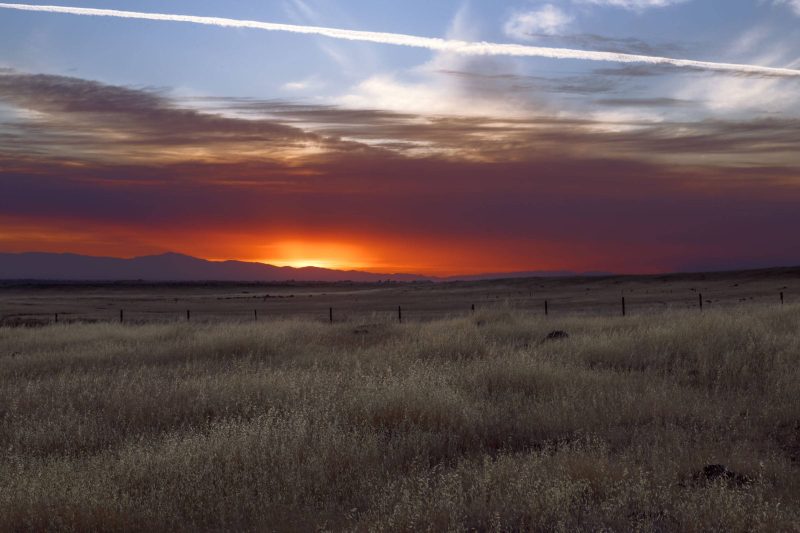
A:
[{"left": 1, "top": 298, "right": 799, "bottom": 531}]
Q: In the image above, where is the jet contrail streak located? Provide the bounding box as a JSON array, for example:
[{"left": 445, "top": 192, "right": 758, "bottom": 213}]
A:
[{"left": 2, "top": 3, "right": 799, "bottom": 78}]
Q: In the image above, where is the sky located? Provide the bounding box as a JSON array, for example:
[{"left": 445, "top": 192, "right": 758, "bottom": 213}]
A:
[{"left": 0, "top": 0, "right": 799, "bottom": 275}]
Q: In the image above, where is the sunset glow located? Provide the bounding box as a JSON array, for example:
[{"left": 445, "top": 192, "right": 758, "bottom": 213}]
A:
[
  {"left": 1, "top": 1, "right": 799, "bottom": 276},
  {"left": 255, "top": 241, "right": 372, "bottom": 271}
]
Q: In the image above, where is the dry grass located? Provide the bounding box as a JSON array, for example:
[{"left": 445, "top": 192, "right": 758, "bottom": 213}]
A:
[{"left": 1, "top": 304, "right": 799, "bottom": 531}]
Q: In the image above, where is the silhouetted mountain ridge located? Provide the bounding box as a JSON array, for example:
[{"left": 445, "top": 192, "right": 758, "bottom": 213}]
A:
[
  {"left": 0, "top": 252, "right": 431, "bottom": 282},
  {"left": 0, "top": 252, "right": 609, "bottom": 282}
]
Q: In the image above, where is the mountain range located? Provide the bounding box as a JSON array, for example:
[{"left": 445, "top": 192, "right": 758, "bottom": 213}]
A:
[{"left": 0, "top": 252, "right": 604, "bottom": 282}]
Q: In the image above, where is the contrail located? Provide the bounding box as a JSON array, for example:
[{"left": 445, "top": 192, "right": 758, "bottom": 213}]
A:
[{"left": 2, "top": 3, "right": 800, "bottom": 78}]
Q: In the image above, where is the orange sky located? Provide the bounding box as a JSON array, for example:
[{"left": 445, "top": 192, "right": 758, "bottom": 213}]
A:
[
  {"left": 0, "top": 217, "right": 586, "bottom": 275},
  {"left": 1, "top": 71, "right": 800, "bottom": 275}
]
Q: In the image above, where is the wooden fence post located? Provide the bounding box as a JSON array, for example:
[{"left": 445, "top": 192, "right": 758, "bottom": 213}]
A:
[
  {"left": 622, "top": 296, "right": 626, "bottom": 317},
  {"left": 54, "top": 313, "right": 58, "bottom": 324},
  {"left": 187, "top": 309, "right": 191, "bottom": 321},
  {"left": 471, "top": 303, "right": 475, "bottom": 313},
  {"left": 398, "top": 306, "right": 402, "bottom": 323},
  {"left": 329, "top": 307, "right": 333, "bottom": 324},
  {"left": 780, "top": 292, "right": 784, "bottom": 305},
  {"left": 545, "top": 300, "right": 549, "bottom": 316},
  {"left": 120, "top": 309, "right": 124, "bottom": 324},
  {"left": 254, "top": 309, "right": 258, "bottom": 322},
  {"left": 699, "top": 293, "right": 703, "bottom": 311}
]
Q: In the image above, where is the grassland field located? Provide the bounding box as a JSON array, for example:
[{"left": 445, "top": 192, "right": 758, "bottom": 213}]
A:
[
  {"left": 1, "top": 267, "right": 798, "bottom": 326},
  {"left": 1, "top": 271, "right": 799, "bottom": 531}
]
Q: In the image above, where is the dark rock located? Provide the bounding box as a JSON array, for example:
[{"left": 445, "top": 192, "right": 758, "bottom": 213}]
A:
[
  {"left": 702, "top": 464, "right": 729, "bottom": 480},
  {"left": 693, "top": 464, "right": 753, "bottom": 486},
  {"left": 543, "top": 330, "right": 570, "bottom": 342}
]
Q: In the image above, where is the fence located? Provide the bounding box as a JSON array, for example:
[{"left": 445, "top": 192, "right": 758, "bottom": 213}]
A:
[{"left": 0, "top": 290, "right": 792, "bottom": 328}]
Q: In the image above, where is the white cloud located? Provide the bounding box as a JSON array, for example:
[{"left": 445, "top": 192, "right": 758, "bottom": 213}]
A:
[
  {"left": 504, "top": 5, "right": 573, "bottom": 39},
  {"left": 674, "top": 32, "right": 800, "bottom": 116},
  {"left": 282, "top": 0, "right": 316, "bottom": 20},
  {"left": 282, "top": 78, "right": 323, "bottom": 91},
  {"left": 336, "top": 73, "right": 537, "bottom": 118},
  {"left": 676, "top": 76, "right": 799, "bottom": 115},
  {"left": 774, "top": 0, "right": 800, "bottom": 15},
  {"left": 587, "top": 109, "right": 664, "bottom": 132},
  {"left": 281, "top": 0, "right": 379, "bottom": 75},
  {"left": 283, "top": 81, "right": 308, "bottom": 91},
  {"left": 577, "top": 0, "right": 687, "bottom": 9},
  {"left": 337, "top": 6, "right": 533, "bottom": 119}
]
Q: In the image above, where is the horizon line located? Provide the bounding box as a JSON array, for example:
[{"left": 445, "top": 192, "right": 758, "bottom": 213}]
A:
[{"left": 3, "top": 250, "right": 800, "bottom": 281}]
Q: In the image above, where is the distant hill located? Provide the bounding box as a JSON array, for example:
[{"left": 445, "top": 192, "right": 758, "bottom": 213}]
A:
[
  {"left": 0, "top": 252, "right": 611, "bottom": 282},
  {"left": 0, "top": 252, "right": 432, "bottom": 282}
]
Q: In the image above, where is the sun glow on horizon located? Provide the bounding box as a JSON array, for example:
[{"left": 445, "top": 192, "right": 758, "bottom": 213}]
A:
[
  {"left": 261, "top": 258, "right": 352, "bottom": 270},
  {"left": 256, "top": 240, "right": 372, "bottom": 271}
]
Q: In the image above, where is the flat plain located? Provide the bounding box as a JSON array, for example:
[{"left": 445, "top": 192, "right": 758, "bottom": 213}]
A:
[
  {"left": 2, "top": 267, "right": 799, "bottom": 326},
  {"left": 1, "top": 268, "right": 799, "bottom": 531}
]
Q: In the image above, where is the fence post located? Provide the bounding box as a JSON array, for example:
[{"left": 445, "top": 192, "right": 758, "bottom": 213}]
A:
[
  {"left": 699, "top": 293, "right": 703, "bottom": 311},
  {"left": 545, "top": 300, "right": 549, "bottom": 316},
  {"left": 54, "top": 313, "right": 58, "bottom": 324},
  {"left": 622, "top": 296, "right": 626, "bottom": 317},
  {"left": 471, "top": 303, "right": 475, "bottom": 313},
  {"left": 780, "top": 292, "right": 784, "bottom": 305},
  {"left": 187, "top": 309, "right": 191, "bottom": 321},
  {"left": 398, "top": 306, "right": 402, "bottom": 324},
  {"left": 329, "top": 307, "right": 333, "bottom": 324},
  {"left": 120, "top": 309, "right": 124, "bottom": 324},
  {"left": 254, "top": 309, "right": 258, "bottom": 322}
]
